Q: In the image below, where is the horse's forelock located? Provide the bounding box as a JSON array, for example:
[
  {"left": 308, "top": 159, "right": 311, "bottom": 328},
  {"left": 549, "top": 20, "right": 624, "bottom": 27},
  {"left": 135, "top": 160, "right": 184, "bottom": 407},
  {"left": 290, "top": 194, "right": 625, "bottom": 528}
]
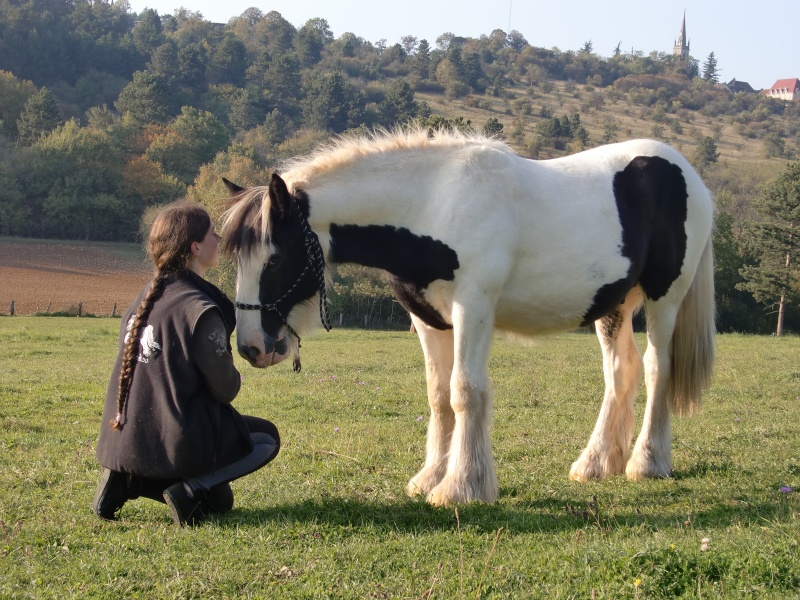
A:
[{"left": 221, "top": 187, "right": 273, "bottom": 259}]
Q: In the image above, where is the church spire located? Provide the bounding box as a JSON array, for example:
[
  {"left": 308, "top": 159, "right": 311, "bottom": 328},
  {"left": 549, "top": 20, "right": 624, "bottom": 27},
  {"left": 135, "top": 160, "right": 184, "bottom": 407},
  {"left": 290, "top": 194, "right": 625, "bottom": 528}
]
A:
[{"left": 673, "top": 9, "right": 690, "bottom": 61}]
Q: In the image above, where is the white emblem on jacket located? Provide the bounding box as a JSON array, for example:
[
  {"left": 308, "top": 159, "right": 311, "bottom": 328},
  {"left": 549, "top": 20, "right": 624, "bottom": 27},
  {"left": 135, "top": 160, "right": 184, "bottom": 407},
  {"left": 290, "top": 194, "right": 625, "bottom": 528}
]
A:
[{"left": 125, "top": 318, "right": 162, "bottom": 363}]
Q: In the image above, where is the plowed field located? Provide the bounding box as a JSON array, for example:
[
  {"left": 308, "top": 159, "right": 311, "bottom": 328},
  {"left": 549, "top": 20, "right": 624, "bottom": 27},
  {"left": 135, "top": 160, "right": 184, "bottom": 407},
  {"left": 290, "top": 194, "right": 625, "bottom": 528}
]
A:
[{"left": 0, "top": 238, "right": 151, "bottom": 316}]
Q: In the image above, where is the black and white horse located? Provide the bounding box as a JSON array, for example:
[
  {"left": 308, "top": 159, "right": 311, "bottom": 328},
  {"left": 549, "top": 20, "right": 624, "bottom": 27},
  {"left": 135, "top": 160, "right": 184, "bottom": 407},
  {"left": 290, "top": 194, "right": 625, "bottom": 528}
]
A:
[{"left": 221, "top": 129, "right": 715, "bottom": 506}]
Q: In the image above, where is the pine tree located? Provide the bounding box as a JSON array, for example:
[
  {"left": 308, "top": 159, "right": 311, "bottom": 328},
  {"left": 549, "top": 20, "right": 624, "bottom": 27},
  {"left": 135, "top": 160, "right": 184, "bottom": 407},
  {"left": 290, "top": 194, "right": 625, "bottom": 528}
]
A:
[
  {"left": 702, "top": 52, "right": 719, "bottom": 83},
  {"left": 16, "top": 87, "right": 61, "bottom": 144},
  {"left": 737, "top": 161, "right": 800, "bottom": 335}
]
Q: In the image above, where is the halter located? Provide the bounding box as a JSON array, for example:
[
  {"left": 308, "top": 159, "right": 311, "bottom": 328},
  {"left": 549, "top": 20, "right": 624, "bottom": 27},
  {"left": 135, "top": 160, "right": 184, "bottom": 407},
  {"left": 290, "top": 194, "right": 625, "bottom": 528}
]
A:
[{"left": 234, "top": 209, "right": 332, "bottom": 348}]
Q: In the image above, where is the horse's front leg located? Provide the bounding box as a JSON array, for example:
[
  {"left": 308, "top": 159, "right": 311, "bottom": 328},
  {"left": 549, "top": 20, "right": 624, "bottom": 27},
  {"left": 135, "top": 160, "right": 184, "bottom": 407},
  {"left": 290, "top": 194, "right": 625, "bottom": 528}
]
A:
[
  {"left": 406, "top": 316, "right": 455, "bottom": 497},
  {"left": 426, "top": 296, "right": 498, "bottom": 506}
]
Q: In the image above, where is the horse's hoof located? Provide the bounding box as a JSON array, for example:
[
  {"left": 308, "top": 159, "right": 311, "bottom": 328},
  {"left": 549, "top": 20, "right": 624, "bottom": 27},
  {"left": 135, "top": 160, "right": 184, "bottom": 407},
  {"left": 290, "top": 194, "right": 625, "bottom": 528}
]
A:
[
  {"left": 625, "top": 451, "right": 671, "bottom": 480},
  {"left": 425, "top": 476, "right": 498, "bottom": 506},
  {"left": 406, "top": 465, "right": 446, "bottom": 498},
  {"left": 569, "top": 458, "right": 606, "bottom": 482},
  {"left": 569, "top": 448, "right": 627, "bottom": 481},
  {"left": 404, "top": 480, "right": 427, "bottom": 497}
]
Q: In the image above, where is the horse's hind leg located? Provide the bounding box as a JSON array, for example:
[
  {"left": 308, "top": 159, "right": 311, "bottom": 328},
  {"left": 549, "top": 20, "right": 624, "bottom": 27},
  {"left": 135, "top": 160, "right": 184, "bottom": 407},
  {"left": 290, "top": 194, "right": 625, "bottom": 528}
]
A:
[
  {"left": 570, "top": 288, "right": 643, "bottom": 481},
  {"left": 405, "top": 315, "right": 456, "bottom": 497},
  {"left": 625, "top": 297, "right": 679, "bottom": 480}
]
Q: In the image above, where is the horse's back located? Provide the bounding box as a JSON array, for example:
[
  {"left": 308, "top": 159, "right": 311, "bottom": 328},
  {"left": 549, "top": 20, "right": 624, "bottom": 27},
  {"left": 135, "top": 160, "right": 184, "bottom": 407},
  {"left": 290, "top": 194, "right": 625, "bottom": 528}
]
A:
[{"left": 490, "top": 140, "right": 712, "bottom": 334}]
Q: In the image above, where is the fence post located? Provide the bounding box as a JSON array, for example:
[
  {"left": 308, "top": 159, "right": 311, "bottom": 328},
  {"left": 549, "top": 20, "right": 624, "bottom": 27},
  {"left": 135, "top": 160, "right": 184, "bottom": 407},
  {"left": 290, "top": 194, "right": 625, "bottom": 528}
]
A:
[
  {"left": 46, "top": 301, "right": 51, "bottom": 314},
  {"left": 112, "top": 302, "right": 117, "bottom": 317},
  {"left": 78, "top": 302, "right": 83, "bottom": 317},
  {"left": 9, "top": 300, "right": 14, "bottom": 316}
]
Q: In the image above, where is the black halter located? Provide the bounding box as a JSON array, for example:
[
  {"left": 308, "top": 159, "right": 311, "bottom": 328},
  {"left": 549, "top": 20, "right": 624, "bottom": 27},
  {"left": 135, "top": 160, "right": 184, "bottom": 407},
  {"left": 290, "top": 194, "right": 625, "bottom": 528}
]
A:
[{"left": 234, "top": 210, "right": 332, "bottom": 347}]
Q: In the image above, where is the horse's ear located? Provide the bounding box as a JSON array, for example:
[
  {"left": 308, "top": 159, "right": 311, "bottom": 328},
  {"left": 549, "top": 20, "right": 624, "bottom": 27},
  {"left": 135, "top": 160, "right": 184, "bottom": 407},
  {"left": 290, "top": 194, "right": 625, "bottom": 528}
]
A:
[
  {"left": 222, "top": 178, "right": 245, "bottom": 194},
  {"left": 268, "top": 173, "right": 293, "bottom": 221}
]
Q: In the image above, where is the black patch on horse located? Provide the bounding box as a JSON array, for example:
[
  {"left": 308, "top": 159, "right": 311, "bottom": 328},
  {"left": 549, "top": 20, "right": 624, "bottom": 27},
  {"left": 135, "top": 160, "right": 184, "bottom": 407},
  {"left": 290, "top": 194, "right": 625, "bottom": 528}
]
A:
[
  {"left": 581, "top": 156, "right": 688, "bottom": 326},
  {"left": 256, "top": 189, "right": 316, "bottom": 339},
  {"left": 329, "top": 224, "right": 459, "bottom": 330}
]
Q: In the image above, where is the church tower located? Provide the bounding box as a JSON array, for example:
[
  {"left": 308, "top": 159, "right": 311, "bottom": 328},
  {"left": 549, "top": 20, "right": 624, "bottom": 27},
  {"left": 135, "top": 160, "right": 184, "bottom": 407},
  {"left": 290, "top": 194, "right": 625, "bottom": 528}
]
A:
[{"left": 673, "top": 10, "right": 689, "bottom": 61}]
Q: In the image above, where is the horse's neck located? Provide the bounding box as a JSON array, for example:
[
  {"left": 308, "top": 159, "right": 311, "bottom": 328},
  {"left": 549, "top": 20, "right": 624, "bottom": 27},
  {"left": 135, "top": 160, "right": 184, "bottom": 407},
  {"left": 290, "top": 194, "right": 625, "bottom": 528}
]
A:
[{"left": 298, "top": 158, "right": 432, "bottom": 235}]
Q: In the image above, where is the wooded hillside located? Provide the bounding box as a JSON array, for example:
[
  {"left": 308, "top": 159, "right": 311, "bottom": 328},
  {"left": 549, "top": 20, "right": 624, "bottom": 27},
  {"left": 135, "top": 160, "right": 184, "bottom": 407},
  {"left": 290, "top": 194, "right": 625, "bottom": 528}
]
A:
[{"left": 0, "top": 1, "right": 797, "bottom": 333}]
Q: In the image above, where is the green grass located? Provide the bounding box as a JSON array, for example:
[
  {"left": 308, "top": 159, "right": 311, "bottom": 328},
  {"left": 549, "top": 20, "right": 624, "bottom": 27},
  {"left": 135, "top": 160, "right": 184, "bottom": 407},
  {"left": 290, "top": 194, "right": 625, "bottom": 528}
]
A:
[{"left": 1, "top": 319, "right": 798, "bottom": 598}]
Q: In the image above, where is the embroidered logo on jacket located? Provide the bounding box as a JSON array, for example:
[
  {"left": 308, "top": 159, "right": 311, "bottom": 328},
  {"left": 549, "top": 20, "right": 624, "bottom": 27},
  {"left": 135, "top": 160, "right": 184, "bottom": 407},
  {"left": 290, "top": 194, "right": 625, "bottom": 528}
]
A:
[
  {"left": 125, "top": 318, "right": 162, "bottom": 363},
  {"left": 208, "top": 329, "right": 228, "bottom": 356}
]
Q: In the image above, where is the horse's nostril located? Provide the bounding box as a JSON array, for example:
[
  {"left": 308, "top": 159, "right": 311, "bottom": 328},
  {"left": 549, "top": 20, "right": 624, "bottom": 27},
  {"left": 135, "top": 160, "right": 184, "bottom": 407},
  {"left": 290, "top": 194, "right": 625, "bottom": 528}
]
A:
[{"left": 240, "top": 346, "right": 260, "bottom": 362}]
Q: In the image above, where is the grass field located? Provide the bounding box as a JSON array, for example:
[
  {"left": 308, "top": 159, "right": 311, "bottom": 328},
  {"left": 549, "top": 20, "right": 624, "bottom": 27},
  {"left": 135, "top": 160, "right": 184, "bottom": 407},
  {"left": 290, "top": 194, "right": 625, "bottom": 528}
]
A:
[{"left": 0, "top": 318, "right": 798, "bottom": 598}]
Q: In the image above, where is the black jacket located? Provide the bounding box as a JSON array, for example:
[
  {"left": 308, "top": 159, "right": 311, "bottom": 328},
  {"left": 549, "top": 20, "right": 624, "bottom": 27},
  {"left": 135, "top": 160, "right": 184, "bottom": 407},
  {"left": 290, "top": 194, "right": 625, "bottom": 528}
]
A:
[{"left": 96, "top": 271, "right": 252, "bottom": 479}]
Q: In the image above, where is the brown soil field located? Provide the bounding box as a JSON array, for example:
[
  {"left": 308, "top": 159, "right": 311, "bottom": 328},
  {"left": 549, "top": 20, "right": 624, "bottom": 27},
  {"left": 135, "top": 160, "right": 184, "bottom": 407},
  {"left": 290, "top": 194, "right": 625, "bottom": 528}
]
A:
[{"left": 0, "top": 238, "right": 152, "bottom": 316}]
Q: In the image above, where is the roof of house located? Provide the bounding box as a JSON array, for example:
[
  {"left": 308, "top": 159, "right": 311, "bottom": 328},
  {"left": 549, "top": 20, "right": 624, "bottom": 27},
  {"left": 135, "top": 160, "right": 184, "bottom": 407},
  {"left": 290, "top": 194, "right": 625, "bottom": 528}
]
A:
[
  {"left": 724, "top": 78, "right": 756, "bottom": 93},
  {"left": 769, "top": 78, "right": 800, "bottom": 92}
]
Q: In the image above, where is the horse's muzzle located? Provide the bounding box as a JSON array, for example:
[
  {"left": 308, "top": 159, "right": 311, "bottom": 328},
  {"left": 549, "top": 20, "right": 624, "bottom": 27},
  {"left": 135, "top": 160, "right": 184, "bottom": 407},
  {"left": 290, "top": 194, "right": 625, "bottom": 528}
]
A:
[{"left": 238, "top": 334, "right": 289, "bottom": 368}]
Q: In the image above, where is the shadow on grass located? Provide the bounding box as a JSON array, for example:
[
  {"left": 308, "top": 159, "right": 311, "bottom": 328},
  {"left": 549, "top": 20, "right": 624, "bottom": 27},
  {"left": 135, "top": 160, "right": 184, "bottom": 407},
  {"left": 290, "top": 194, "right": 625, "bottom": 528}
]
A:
[{"left": 218, "top": 492, "right": 796, "bottom": 535}]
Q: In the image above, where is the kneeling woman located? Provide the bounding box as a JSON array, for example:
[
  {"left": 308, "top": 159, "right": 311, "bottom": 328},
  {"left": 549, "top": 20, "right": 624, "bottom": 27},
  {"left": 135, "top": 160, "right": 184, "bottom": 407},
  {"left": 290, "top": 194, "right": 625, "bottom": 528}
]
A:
[{"left": 94, "top": 201, "right": 279, "bottom": 525}]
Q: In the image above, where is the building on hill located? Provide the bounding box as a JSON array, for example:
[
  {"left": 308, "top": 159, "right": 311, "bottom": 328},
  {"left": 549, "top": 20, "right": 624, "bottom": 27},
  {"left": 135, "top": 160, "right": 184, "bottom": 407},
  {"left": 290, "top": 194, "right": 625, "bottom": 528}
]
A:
[
  {"left": 673, "top": 10, "right": 690, "bottom": 62},
  {"left": 764, "top": 78, "right": 800, "bottom": 101},
  {"left": 721, "top": 78, "right": 757, "bottom": 94}
]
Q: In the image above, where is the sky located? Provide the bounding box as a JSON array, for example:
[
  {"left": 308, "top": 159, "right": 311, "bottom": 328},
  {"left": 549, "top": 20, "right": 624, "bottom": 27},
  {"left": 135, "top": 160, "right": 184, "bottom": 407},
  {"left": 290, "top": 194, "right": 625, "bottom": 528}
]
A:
[{"left": 126, "top": 0, "right": 800, "bottom": 91}]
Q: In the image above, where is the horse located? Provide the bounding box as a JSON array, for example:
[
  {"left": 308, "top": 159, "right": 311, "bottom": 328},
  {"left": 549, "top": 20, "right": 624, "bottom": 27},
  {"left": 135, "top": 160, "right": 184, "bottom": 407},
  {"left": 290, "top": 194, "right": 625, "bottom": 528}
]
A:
[{"left": 220, "top": 129, "right": 715, "bottom": 507}]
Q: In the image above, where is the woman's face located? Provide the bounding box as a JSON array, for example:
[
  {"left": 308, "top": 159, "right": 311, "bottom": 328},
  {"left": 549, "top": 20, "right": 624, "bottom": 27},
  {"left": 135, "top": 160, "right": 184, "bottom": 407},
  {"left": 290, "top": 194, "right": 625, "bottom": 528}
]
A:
[{"left": 192, "top": 222, "right": 221, "bottom": 273}]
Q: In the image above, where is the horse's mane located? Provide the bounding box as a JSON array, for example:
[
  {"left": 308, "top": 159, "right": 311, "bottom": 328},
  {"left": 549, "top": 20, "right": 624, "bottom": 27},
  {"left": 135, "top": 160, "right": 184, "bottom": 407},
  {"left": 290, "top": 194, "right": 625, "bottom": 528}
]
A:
[
  {"left": 221, "top": 128, "right": 512, "bottom": 256},
  {"left": 281, "top": 127, "right": 514, "bottom": 187},
  {"left": 220, "top": 186, "right": 271, "bottom": 258}
]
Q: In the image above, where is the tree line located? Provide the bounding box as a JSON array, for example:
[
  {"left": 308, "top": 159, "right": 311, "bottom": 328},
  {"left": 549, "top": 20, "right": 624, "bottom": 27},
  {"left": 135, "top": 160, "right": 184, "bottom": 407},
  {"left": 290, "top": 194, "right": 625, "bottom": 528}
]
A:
[{"left": 0, "top": 0, "right": 797, "bottom": 333}]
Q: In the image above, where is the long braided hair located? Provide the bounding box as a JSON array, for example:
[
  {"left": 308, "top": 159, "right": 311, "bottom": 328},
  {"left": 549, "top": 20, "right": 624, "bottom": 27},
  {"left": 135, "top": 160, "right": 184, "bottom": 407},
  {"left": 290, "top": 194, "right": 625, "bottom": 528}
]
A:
[{"left": 109, "top": 201, "right": 211, "bottom": 430}]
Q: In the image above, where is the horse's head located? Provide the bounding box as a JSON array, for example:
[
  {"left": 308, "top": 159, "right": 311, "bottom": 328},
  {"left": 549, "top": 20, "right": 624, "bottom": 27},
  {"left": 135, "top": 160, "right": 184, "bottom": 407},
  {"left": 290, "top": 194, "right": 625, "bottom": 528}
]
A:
[{"left": 221, "top": 174, "right": 328, "bottom": 371}]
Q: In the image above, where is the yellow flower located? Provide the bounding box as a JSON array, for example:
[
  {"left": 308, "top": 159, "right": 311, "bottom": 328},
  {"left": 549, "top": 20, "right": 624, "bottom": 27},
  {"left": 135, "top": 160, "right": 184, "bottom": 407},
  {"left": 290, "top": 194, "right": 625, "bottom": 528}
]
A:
[{"left": 634, "top": 578, "right": 642, "bottom": 587}]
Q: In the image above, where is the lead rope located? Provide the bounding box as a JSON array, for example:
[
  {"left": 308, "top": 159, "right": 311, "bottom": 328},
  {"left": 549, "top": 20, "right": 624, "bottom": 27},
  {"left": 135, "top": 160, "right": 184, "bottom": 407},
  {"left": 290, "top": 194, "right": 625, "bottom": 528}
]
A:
[{"left": 299, "top": 212, "right": 332, "bottom": 333}]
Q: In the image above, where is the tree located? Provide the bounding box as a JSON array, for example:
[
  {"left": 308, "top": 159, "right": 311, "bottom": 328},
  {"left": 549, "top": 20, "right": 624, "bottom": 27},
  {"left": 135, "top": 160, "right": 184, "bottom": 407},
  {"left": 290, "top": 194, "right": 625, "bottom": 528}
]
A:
[
  {"left": 693, "top": 136, "right": 719, "bottom": 171},
  {"left": 302, "top": 71, "right": 365, "bottom": 133},
  {"left": 295, "top": 18, "right": 333, "bottom": 67},
  {"left": 17, "top": 87, "right": 62, "bottom": 144},
  {"left": 265, "top": 53, "right": 302, "bottom": 116},
  {"left": 208, "top": 36, "right": 248, "bottom": 86},
  {"left": 148, "top": 41, "right": 180, "bottom": 85},
  {"left": 259, "top": 11, "right": 297, "bottom": 54},
  {"left": 0, "top": 136, "right": 29, "bottom": 235},
  {"left": 132, "top": 8, "right": 164, "bottom": 55},
  {"left": 30, "top": 120, "right": 130, "bottom": 239},
  {"left": 115, "top": 70, "right": 172, "bottom": 124},
  {"left": 411, "top": 39, "right": 431, "bottom": 79},
  {"left": 177, "top": 43, "right": 208, "bottom": 89},
  {"left": 737, "top": 161, "right": 800, "bottom": 335},
  {"left": 482, "top": 118, "right": 504, "bottom": 138},
  {"left": 401, "top": 35, "right": 418, "bottom": 55},
  {"left": 702, "top": 52, "right": 719, "bottom": 83},
  {"left": 227, "top": 89, "right": 263, "bottom": 132},
  {"left": 0, "top": 70, "right": 37, "bottom": 138},
  {"left": 145, "top": 106, "right": 230, "bottom": 184},
  {"left": 378, "top": 80, "right": 418, "bottom": 126}
]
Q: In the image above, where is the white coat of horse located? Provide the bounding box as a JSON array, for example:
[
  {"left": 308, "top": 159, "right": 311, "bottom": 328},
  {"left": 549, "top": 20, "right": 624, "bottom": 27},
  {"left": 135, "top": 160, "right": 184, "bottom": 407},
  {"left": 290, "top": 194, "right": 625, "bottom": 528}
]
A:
[{"left": 221, "top": 129, "right": 715, "bottom": 506}]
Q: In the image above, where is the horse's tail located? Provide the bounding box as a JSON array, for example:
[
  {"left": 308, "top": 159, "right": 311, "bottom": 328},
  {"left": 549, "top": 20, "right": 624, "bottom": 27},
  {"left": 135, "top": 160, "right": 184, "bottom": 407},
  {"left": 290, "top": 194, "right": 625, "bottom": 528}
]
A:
[{"left": 669, "top": 234, "right": 716, "bottom": 416}]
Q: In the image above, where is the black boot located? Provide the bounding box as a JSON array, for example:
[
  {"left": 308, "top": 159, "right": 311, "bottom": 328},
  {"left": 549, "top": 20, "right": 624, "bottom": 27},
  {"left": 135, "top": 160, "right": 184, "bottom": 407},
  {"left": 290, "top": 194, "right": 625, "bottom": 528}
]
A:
[
  {"left": 204, "top": 483, "right": 234, "bottom": 514},
  {"left": 163, "top": 482, "right": 206, "bottom": 526},
  {"left": 92, "top": 468, "right": 132, "bottom": 520}
]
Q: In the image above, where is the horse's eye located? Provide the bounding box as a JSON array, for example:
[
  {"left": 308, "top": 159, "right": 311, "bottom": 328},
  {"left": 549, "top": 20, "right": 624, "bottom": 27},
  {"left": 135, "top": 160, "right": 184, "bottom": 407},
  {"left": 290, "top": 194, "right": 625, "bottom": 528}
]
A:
[{"left": 265, "top": 254, "right": 279, "bottom": 269}]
